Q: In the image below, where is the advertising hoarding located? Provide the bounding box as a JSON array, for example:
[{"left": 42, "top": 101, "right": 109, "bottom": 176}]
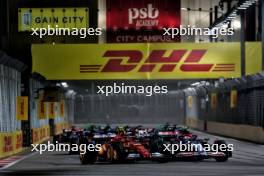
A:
[{"left": 106, "top": 0, "right": 181, "bottom": 43}]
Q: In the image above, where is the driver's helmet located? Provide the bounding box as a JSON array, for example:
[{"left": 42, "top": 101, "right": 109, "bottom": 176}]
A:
[
  {"left": 137, "top": 129, "right": 148, "bottom": 137},
  {"left": 116, "top": 127, "right": 126, "bottom": 135}
]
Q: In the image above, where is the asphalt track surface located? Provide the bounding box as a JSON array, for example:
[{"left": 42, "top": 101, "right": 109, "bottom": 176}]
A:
[{"left": 0, "top": 130, "right": 264, "bottom": 176}]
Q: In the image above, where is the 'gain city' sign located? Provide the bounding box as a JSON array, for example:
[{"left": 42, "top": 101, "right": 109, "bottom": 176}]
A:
[{"left": 18, "top": 8, "right": 89, "bottom": 31}]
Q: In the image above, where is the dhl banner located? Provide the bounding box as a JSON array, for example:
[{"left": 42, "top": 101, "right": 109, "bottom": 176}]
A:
[
  {"left": 230, "top": 90, "right": 238, "bottom": 108},
  {"left": 14, "top": 131, "right": 23, "bottom": 152},
  {"left": 211, "top": 93, "right": 218, "bottom": 109},
  {"left": 38, "top": 92, "right": 47, "bottom": 119},
  {"left": 0, "top": 131, "right": 23, "bottom": 159},
  {"left": 0, "top": 133, "right": 13, "bottom": 156},
  {"left": 187, "top": 96, "right": 193, "bottom": 108},
  {"left": 245, "top": 42, "right": 262, "bottom": 75},
  {"left": 31, "top": 43, "right": 261, "bottom": 80},
  {"left": 32, "top": 128, "right": 40, "bottom": 144},
  {"left": 16, "top": 96, "right": 28, "bottom": 121},
  {"left": 48, "top": 102, "right": 55, "bottom": 119},
  {"left": 32, "top": 125, "right": 50, "bottom": 144},
  {"left": 38, "top": 99, "right": 46, "bottom": 119},
  {"left": 38, "top": 92, "right": 46, "bottom": 119},
  {"left": 60, "top": 100, "right": 65, "bottom": 118}
]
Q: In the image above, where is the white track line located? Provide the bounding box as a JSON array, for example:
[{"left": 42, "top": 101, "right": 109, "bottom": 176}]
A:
[{"left": 0, "top": 152, "right": 37, "bottom": 171}]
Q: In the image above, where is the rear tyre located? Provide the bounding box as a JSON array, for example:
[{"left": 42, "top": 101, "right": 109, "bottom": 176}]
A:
[
  {"left": 80, "top": 151, "right": 97, "bottom": 164},
  {"left": 106, "top": 147, "right": 114, "bottom": 162},
  {"left": 153, "top": 157, "right": 169, "bottom": 163},
  {"left": 215, "top": 156, "right": 228, "bottom": 162},
  {"left": 110, "top": 142, "right": 127, "bottom": 162},
  {"left": 214, "top": 140, "right": 229, "bottom": 162}
]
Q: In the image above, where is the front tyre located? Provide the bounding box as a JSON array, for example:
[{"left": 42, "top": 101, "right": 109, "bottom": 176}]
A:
[
  {"left": 215, "top": 156, "right": 228, "bottom": 162},
  {"left": 80, "top": 152, "right": 97, "bottom": 164}
]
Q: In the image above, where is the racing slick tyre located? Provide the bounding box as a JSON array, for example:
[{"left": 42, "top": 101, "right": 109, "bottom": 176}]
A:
[
  {"left": 213, "top": 140, "right": 229, "bottom": 162},
  {"left": 149, "top": 139, "right": 167, "bottom": 154},
  {"left": 109, "top": 142, "right": 128, "bottom": 163},
  {"left": 193, "top": 156, "right": 204, "bottom": 162},
  {"left": 152, "top": 157, "right": 169, "bottom": 163},
  {"left": 80, "top": 151, "right": 97, "bottom": 164},
  {"left": 106, "top": 147, "right": 119, "bottom": 163},
  {"left": 215, "top": 156, "right": 228, "bottom": 162}
]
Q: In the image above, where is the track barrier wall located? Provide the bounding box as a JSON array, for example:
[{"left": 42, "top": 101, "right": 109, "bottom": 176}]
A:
[
  {"left": 184, "top": 73, "right": 264, "bottom": 143},
  {"left": 0, "top": 64, "right": 22, "bottom": 158},
  {"left": 0, "top": 68, "right": 73, "bottom": 158},
  {"left": 31, "top": 125, "right": 50, "bottom": 145},
  {"left": 29, "top": 79, "right": 74, "bottom": 142},
  {"left": 0, "top": 131, "right": 23, "bottom": 159},
  {"left": 74, "top": 91, "right": 185, "bottom": 125}
]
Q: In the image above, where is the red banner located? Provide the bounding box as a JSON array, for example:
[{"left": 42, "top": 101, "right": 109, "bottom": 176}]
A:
[
  {"left": 106, "top": 0, "right": 181, "bottom": 43},
  {"left": 15, "top": 133, "right": 22, "bottom": 150},
  {"left": 3, "top": 136, "right": 13, "bottom": 153}
]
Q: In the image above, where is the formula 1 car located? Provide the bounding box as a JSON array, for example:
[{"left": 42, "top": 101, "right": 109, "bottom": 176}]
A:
[
  {"left": 60, "top": 129, "right": 73, "bottom": 143},
  {"left": 79, "top": 132, "right": 168, "bottom": 164},
  {"left": 52, "top": 127, "right": 89, "bottom": 154},
  {"left": 53, "top": 126, "right": 81, "bottom": 144},
  {"left": 149, "top": 131, "right": 232, "bottom": 162},
  {"left": 57, "top": 123, "right": 232, "bottom": 163}
]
